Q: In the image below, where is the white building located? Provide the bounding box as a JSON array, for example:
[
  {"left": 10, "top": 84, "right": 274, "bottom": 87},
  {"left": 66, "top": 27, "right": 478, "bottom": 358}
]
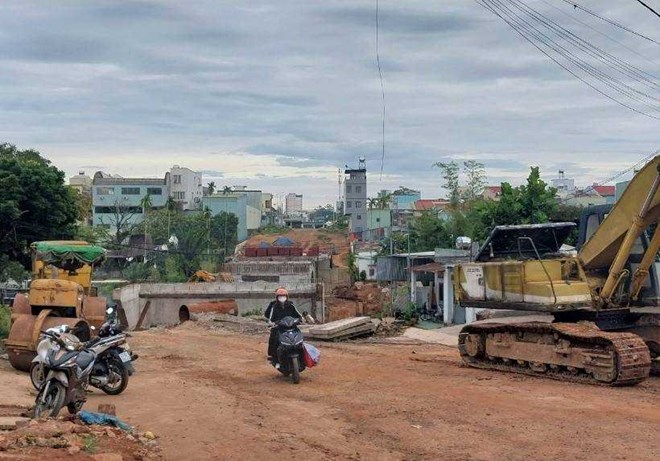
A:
[
  {"left": 170, "top": 165, "right": 203, "bottom": 210},
  {"left": 286, "top": 193, "right": 303, "bottom": 213},
  {"left": 551, "top": 170, "right": 576, "bottom": 198}
]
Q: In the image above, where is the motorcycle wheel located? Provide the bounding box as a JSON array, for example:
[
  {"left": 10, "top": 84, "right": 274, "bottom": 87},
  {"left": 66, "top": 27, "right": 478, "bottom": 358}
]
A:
[
  {"left": 100, "top": 358, "right": 129, "bottom": 395},
  {"left": 30, "top": 362, "right": 45, "bottom": 390},
  {"left": 34, "top": 381, "right": 66, "bottom": 418},
  {"left": 291, "top": 355, "right": 300, "bottom": 385}
]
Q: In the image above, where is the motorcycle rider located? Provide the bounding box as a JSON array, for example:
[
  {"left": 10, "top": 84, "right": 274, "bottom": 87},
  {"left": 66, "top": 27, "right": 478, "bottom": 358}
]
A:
[{"left": 265, "top": 287, "right": 303, "bottom": 367}]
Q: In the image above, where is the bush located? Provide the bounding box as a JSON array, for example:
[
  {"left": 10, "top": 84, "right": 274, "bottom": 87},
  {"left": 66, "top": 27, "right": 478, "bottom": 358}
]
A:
[
  {"left": 0, "top": 305, "right": 11, "bottom": 340},
  {"left": 359, "top": 270, "right": 367, "bottom": 281}
]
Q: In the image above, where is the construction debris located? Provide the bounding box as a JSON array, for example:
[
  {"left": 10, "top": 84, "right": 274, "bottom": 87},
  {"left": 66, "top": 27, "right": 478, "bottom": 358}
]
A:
[{"left": 306, "top": 317, "right": 375, "bottom": 341}]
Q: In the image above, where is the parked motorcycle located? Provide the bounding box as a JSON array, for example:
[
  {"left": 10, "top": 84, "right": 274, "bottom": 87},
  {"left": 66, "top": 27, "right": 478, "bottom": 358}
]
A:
[
  {"left": 270, "top": 316, "right": 306, "bottom": 384},
  {"left": 33, "top": 327, "right": 96, "bottom": 417},
  {"left": 30, "top": 307, "right": 136, "bottom": 395}
]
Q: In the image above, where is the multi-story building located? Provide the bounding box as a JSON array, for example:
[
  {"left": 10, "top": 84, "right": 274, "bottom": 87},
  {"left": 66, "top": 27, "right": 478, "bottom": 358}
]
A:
[
  {"left": 285, "top": 193, "right": 303, "bottom": 214},
  {"left": 69, "top": 171, "right": 93, "bottom": 195},
  {"left": 552, "top": 170, "right": 576, "bottom": 197},
  {"left": 391, "top": 188, "right": 421, "bottom": 211},
  {"left": 170, "top": 165, "right": 203, "bottom": 210},
  {"left": 202, "top": 186, "right": 263, "bottom": 242},
  {"left": 92, "top": 172, "right": 169, "bottom": 231},
  {"left": 344, "top": 158, "right": 368, "bottom": 237}
]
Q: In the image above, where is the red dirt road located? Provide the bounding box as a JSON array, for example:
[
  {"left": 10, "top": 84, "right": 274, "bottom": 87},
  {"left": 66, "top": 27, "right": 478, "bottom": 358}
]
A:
[{"left": 2, "top": 322, "right": 659, "bottom": 460}]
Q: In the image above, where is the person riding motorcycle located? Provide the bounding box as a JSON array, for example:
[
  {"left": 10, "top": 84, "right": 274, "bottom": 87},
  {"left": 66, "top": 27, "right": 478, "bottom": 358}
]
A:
[{"left": 265, "top": 287, "right": 303, "bottom": 366}]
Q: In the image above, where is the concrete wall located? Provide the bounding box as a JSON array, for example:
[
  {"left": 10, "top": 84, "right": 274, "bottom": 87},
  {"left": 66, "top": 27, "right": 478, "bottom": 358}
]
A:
[{"left": 113, "top": 281, "right": 318, "bottom": 329}]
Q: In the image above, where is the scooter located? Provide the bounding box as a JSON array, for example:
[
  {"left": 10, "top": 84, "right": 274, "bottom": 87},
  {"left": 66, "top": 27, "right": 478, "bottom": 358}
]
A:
[
  {"left": 33, "top": 327, "right": 96, "bottom": 417},
  {"left": 31, "top": 307, "right": 136, "bottom": 395},
  {"left": 271, "top": 316, "right": 306, "bottom": 384}
]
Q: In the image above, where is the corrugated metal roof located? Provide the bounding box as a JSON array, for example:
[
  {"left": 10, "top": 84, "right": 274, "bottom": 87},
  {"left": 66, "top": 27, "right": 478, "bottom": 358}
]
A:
[{"left": 411, "top": 262, "right": 445, "bottom": 273}]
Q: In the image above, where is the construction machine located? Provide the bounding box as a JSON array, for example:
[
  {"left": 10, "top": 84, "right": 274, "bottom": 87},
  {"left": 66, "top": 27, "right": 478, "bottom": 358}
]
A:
[
  {"left": 5, "top": 241, "right": 108, "bottom": 371},
  {"left": 456, "top": 156, "right": 660, "bottom": 385}
]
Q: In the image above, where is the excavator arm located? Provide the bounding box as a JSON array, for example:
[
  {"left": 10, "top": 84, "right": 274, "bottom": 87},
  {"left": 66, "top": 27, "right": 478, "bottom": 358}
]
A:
[{"left": 578, "top": 156, "right": 660, "bottom": 306}]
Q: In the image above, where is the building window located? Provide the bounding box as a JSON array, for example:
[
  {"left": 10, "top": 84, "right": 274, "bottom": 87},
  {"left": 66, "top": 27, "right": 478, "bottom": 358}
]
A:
[
  {"left": 94, "top": 206, "right": 142, "bottom": 214},
  {"left": 96, "top": 187, "right": 114, "bottom": 195},
  {"left": 369, "top": 268, "right": 375, "bottom": 277},
  {"left": 121, "top": 187, "right": 140, "bottom": 195},
  {"left": 356, "top": 201, "right": 362, "bottom": 208},
  {"left": 357, "top": 214, "right": 362, "bottom": 220},
  {"left": 173, "top": 175, "right": 182, "bottom": 184},
  {"left": 346, "top": 185, "right": 352, "bottom": 193},
  {"left": 356, "top": 186, "right": 362, "bottom": 193},
  {"left": 346, "top": 201, "right": 352, "bottom": 208},
  {"left": 147, "top": 187, "right": 162, "bottom": 195},
  {"left": 376, "top": 218, "right": 380, "bottom": 223},
  {"left": 174, "top": 191, "right": 185, "bottom": 200}
]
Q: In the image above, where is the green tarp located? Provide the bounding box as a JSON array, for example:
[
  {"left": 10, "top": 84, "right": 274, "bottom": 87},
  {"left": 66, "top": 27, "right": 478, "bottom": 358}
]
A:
[{"left": 33, "top": 242, "right": 107, "bottom": 266}]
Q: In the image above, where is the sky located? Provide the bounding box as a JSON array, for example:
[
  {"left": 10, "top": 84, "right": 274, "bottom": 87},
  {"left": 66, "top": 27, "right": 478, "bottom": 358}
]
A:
[{"left": 0, "top": 0, "right": 658, "bottom": 209}]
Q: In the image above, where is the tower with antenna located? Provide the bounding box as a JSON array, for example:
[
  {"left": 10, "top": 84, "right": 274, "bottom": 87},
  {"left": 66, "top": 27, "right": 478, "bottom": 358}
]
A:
[{"left": 344, "top": 157, "right": 368, "bottom": 239}]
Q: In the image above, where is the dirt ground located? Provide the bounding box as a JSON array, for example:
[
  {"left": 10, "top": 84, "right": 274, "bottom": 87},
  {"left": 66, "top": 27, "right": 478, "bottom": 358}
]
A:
[{"left": 2, "top": 322, "right": 659, "bottom": 461}]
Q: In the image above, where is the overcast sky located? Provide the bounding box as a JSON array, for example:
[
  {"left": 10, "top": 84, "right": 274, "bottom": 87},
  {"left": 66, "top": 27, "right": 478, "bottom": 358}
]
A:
[{"left": 1, "top": 1, "right": 658, "bottom": 208}]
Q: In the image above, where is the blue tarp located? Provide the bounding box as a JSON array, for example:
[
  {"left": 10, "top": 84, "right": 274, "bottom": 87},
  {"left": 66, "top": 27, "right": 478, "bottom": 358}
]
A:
[
  {"left": 78, "top": 411, "right": 132, "bottom": 431},
  {"left": 272, "top": 236, "right": 295, "bottom": 247},
  {"left": 258, "top": 241, "right": 271, "bottom": 248}
]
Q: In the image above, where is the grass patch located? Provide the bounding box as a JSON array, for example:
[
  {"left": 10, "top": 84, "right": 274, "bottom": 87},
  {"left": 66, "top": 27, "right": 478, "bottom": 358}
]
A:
[
  {"left": 241, "top": 308, "right": 264, "bottom": 317},
  {"left": 0, "top": 305, "right": 10, "bottom": 340},
  {"left": 81, "top": 434, "right": 98, "bottom": 454}
]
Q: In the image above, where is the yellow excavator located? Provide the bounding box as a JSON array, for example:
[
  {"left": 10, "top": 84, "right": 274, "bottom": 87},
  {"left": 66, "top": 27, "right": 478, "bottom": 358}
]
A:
[
  {"left": 5, "top": 241, "right": 108, "bottom": 371},
  {"left": 456, "top": 156, "right": 660, "bottom": 385}
]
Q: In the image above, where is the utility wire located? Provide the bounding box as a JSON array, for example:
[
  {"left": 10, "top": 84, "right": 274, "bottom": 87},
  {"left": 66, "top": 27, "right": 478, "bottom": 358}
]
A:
[
  {"left": 539, "top": 0, "right": 657, "bottom": 64},
  {"left": 507, "top": 0, "right": 660, "bottom": 101},
  {"left": 559, "top": 150, "right": 658, "bottom": 201},
  {"left": 475, "top": 0, "right": 660, "bottom": 118},
  {"left": 635, "top": 0, "right": 660, "bottom": 19},
  {"left": 375, "top": 0, "right": 386, "bottom": 179},
  {"left": 558, "top": 0, "right": 660, "bottom": 45}
]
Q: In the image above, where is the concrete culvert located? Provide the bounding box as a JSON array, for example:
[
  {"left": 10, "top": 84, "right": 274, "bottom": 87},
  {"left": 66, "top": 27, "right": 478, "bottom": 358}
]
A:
[{"left": 179, "top": 306, "right": 190, "bottom": 323}]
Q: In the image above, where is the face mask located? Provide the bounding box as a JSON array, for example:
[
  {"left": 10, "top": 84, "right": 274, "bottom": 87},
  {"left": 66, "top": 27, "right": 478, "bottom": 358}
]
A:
[{"left": 277, "top": 296, "right": 287, "bottom": 303}]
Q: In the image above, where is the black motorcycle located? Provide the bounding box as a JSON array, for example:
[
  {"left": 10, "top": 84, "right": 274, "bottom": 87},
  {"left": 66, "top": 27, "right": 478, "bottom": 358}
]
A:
[{"left": 271, "top": 316, "right": 306, "bottom": 384}]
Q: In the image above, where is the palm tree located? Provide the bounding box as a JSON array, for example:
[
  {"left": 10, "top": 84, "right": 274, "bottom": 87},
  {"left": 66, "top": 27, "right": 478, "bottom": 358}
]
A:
[
  {"left": 207, "top": 181, "right": 216, "bottom": 196},
  {"left": 222, "top": 186, "right": 233, "bottom": 256},
  {"left": 165, "top": 196, "right": 177, "bottom": 240},
  {"left": 139, "top": 193, "right": 153, "bottom": 261},
  {"left": 368, "top": 198, "right": 378, "bottom": 241}
]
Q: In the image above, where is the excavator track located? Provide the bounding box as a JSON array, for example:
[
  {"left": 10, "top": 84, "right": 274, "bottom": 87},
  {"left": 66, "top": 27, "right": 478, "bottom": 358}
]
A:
[{"left": 458, "top": 322, "right": 651, "bottom": 386}]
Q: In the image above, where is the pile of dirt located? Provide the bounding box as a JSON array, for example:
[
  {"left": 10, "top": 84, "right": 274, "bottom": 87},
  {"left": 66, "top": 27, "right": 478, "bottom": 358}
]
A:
[
  {"left": 0, "top": 417, "right": 161, "bottom": 460},
  {"left": 326, "top": 282, "right": 390, "bottom": 321}
]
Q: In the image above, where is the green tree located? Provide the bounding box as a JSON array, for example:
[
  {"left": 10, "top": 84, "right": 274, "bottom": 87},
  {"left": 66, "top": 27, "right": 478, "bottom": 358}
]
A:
[
  {"left": 433, "top": 161, "right": 460, "bottom": 208},
  {"left": 462, "top": 160, "right": 487, "bottom": 203},
  {"left": 207, "top": 181, "right": 216, "bottom": 195},
  {"left": 409, "top": 211, "right": 452, "bottom": 251},
  {"left": 0, "top": 143, "right": 79, "bottom": 267}
]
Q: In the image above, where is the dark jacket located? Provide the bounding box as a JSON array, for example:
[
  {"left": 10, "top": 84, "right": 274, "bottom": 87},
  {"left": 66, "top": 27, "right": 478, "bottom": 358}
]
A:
[{"left": 264, "top": 300, "right": 302, "bottom": 323}]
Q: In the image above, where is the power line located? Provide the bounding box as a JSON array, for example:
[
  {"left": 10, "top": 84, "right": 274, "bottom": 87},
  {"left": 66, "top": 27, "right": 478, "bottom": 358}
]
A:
[
  {"left": 475, "top": 0, "right": 660, "bottom": 118},
  {"left": 635, "top": 0, "right": 660, "bottom": 19},
  {"left": 559, "top": 150, "right": 659, "bottom": 202},
  {"left": 539, "top": 0, "right": 657, "bottom": 64},
  {"left": 375, "top": 0, "right": 386, "bottom": 179},
  {"left": 558, "top": 0, "right": 660, "bottom": 45}
]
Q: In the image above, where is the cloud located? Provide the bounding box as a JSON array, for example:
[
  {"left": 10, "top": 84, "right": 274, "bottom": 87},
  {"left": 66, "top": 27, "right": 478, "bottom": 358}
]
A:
[{"left": 0, "top": 0, "right": 657, "bottom": 208}]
